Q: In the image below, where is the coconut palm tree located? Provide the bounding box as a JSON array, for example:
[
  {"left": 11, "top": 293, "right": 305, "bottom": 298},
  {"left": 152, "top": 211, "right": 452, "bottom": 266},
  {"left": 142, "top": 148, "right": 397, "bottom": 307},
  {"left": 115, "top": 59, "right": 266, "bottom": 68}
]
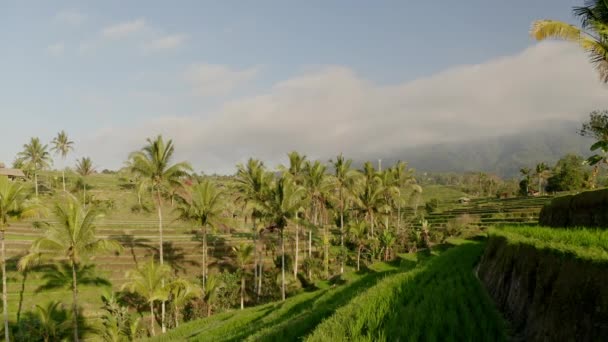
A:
[
  {"left": 520, "top": 168, "right": 532, "bottom": 195},
  {"left": 17, "top": 137, "right": 52, "bottom": 197},
  {"left": 232, "top": 243, "right": 254, "bottom": 309},
  {"left": 531, "top": 1, "right": 608, "bottom": 82},
  {"left": 202, "top": 273, "right": 220, "bottom": 317},
  {"left": 330, "top": 154, "right": 359, "bottom": 274},
  {"left": 129, "top": 135, "right": 192, "bottom": 332},
  {"left": 0, "top": 176, "right": 43, "bottom": 341},
  {"left": 75, "top": 157, "right": 95, "bottom": 205},
  {"left": 259, "top": 175, "right": 306, "bottom": 301},
  {"left": 535, "top": 162, "right": 550, "bottom": 195},
  {"left": 175, "top": 179, "right": 224, "bottom": 291},
  {"left": 348, "top": 221, "right": 368, "bottom": 271},
  {"left": 168, "top": 277, "right": 202, "bottom": 327},
  {"left": 19, "top": 196, "right": 122, "bottom": 342},
  {"left": 356, "top": 175, "right": 384, "bottom": 238},
  {"left": 35, "top": 301, "right": 72, "bottom": 342},
  {"left": 51, "top": 131, "right": 74, "bottom": 192},
  {"left": 121, "top": 260, "right": 171, "bottom": 337},
  {"left": 379, "top": 230, "right": 396, "bottom": 261},
  {"left": 391, "top": 161, "right": 415, "bottom": 230}
]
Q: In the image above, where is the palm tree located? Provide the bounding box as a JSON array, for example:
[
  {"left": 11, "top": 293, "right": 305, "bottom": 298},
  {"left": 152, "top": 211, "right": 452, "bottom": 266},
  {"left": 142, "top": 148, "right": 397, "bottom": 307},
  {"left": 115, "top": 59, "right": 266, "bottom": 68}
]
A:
[
  {"left": 259, "top": 175, "right": 306, "bottom": 301},
  {"left": 129, "top": 135, "right": 192, "bottom": 333},
  {"left": 391, "top": 161, "right": 415, "bottom": 230},
  {"left": 280, "top": 152, "right": 307, "bottom": 277},
  {"left": 0, "top": 176, "right": 42, "bottom": 341},
  {"left": 202, "top": 273, "right": 220, "bottom": 317},
  {"left": 234, "top": 158, "right": 271, "bottom": 296},
  {"left": 520, "top": 168, "right": 532, "bottom": 195},
  {"left": 232, "top": 243, "right": 254, "bottom": 309},
  {"left": 348, "top": 221, "right": 368, "bottom": 271},
  {"left": 17, "top": 137, "right": 52, "bottom": 197},
  {"left": 175, "top": 179, "right": 224, "bottom": 291},
  {"left": 51, "top": 131, "right": 74, "bottom": 192},
  {"left": 75, "top": 157, "right": 95, "bottom": 205},
  {"left": 35, "top": 301, "right": 71, "bottom": 342},
  {"left": 535, "top": 162, "right": 550, "bottom": 195},
  {"left": 531, "top": 0, "right": 608, "bottom": 83},
  {"left": 379, "top": 230, "right": 396, "bottom": 261},
  {"left": 330, "top": 154, "right": 359, "bottom": 274},
  {"left": 19, "top": 196, "right": 122, "bottom": 342},
  {"left": 356, "top": 175, "right": 384, "bottom": 238},
  {"left": 168, "top": 277, "right": 202, "bottom": 327},
  {"left": 121, "top": 260, "right": 171, "bottom": 337}
]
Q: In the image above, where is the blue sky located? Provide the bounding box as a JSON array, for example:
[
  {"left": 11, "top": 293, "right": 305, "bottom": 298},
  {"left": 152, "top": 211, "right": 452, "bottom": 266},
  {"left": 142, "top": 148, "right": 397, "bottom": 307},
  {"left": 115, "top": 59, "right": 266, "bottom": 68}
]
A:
[{"left": 0, "top": 1, "right": 605, "bottom": 173}]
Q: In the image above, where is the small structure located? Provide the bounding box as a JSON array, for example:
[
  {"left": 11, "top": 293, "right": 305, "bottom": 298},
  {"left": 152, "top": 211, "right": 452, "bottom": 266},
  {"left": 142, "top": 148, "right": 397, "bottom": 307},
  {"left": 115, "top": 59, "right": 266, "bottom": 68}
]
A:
[
  {"left": 0, "top": 168, "right": 25, "bottom": 179},
  {"left": 458, "top": 197, "right": 471, "bottom": 204}
]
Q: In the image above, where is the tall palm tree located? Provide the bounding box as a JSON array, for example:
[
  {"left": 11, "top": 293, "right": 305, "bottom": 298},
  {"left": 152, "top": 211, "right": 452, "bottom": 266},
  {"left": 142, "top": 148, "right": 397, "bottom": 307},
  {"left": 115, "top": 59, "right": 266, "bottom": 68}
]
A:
[
  {"left": 535, "top": 162, "right": 550, "bottom": 195},
  {"left": 391, "top": 161, "right": 415, "bottom": 230},
  {"left": 330, "top": 154, "right": 359, "bottom": 274},
  {"left": 259, "top": 175, "right": 306, "bottom": 301},
  {"left": 19, "top": 196, "right": 122, "bottom": 342},
  {"left": 232, "top": 243, "right": 254, "bottom": 309},
  {"left": 348, "top": 221, "right": 368, "bottom": 271},
  {"left": 168, "top": 277, "right": 201, "bottom": 327},
  {"left": 356, "top": 175, "right": 384, "bottom": 238},
  {"left": 0, "top": 176, "right": 42, "bottom": 341},
  {"left": 75, "top": 157, "right": 95, "bottom": 205},
  {"left": 531, "top": 0, "right": 608, "bottom": 82},
  {"left": 121, "top": 260, "right": 171, "bottom": 337},
  {"left": 175, "top": 179, "right": 224, "bottom": 291},
  {"left": 17, "top": 137, "right": 52, "bottom": 197},
  {"left": 520, "top": 168, "right": 532, "bottom": 195},
  {"left": 280, "top": 152, "right": 307, "bottom": 277},
  {"left": 51, "top": 131, "right": 74, "bottom": 192},
  {"left": 129, "top": 135, "right": 192, "bottom": 333}
]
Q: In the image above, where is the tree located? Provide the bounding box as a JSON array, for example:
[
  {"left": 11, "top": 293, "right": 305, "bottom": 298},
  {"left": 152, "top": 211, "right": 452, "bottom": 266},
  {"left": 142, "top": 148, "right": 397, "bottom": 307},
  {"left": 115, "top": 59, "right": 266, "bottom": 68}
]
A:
[
  {"left": 17, "top": 137, "right": 52, "bottom": 197},
  {"left": 51, "top": 131, "right": 74, "bottom": 192},
  {"left": 121, "top": 260, "right": 171, "bottom": 337},
  {"left": 330, "top": 154, "right": 359, "bottom": 274},
  {"left": 168, "top": 278, "right": 201, "bottom": 327},
  {"left": 0, "top": 176, "right": 44, "bottom": 341},
  {"left": 546, "top": 154, "right": 590, "bottom": 192},
  {"left": 356, "top": 174, "right": 384, "bottom": 238},
  {"left": 34, "top": 301, "right": 71, "bottom": 342},
  {"left": 580, "top": 110, "right": 608, "bottom": 185},
  {"left": 391, "top": 161, "right": 415, "bottom": 230},
  {"left": 531, "top": 0, "right": 608, "bottom": 82},
  {"left": 519, "top": 168, "right": 532, "bottom": 195},
  {"left": 535, "top": 162, "right": 550, "bottom": 195},
  {"left": 259, "top": 175, "right": 306, "bottom": 301},
  {"left": 19, "top": 196, "right": 122, "bottom": 342},
  {"left": 175, "top": 180, "right": 224, "bottom": 291},
  {"left": 280, "top": 152, "right": 307, "bottom": 277},
  {"left": 348, "top": 221, "right": 367, "bottom": 271},
  {"left": 232, "top": 243, "right": 254, "bottom": 309},
  {"left": 75, "top": 157, "right": 95, "bottom": 205},
  {"left": 379, "top": 230, "right": 396, "bottom": 261},
  {"left": 129, "top": 135, "right": 192, "bottom": 332}
]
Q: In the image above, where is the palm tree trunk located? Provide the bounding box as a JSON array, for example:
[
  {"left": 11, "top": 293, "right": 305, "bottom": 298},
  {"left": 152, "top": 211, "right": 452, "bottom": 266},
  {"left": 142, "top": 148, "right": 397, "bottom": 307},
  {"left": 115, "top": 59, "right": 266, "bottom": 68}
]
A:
[
  {"left": 155, "top": 189, "right": 166, "bottom": 334},
  {"left": 281, "top": 229, "right": 285, "bottom": 301},
  {"left": 340, "top": 203, "right": 344, "bottom": 274},
  {"left": 71, "top": 261, "right": 80, "bottom": 342},
  {"left": 397, "top": 204, "right": 401, "bottom": 232},
  {"left": 357, "top": 246, "right": 361, "bottom": 271},
  {"left": 174, "top": 303, "right": 179, "bottom": 328},
  {"left": 324, "top": 226, "right": 329, "bottom": 280},
  {"left": 294, "top": 224, "right": 299, "bottom": 278},
  {"left": 62, "top": 169, "right": 66, "bottom": 192},
  {"left": 1, "top": 230, "right": 9, "bottom": 342},
  {"left": 83, "top": 182, "right": 86, "bottom": 205},
  {"left": 240, "top": 275, "right": 245, "bottom": 310},
  {"left": 258, "top": 261, "right": 263, "bottom": 297},
  {"left": 252, "top": 216, "right": 257, "bottom": 295},
  {"left": 370, "top": 212, "right": 375, "bottom": 237},
  {"left": 202, "top": 225, "right": 207, "bottom": 291},
  {"left": 34, "top": 172, "right": 38, "bottom": 197},
  {"left": 150, "top": 302, "right": 156, "bottom": 336}
]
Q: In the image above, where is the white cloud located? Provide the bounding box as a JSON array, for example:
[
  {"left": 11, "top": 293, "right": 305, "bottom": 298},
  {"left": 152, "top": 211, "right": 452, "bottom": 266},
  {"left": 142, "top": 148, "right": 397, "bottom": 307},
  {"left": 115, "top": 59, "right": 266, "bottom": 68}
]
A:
[
  {"left": 101, "top": 19, "right": 147, "bottom": 39},
  {"left": 185, "top": 64, "right": 259, "bottom": 96},
  {"left": 144, "top": 34, "right": 187, "bottom": 51},
  {"left": 54, "top": 9, "right": 86, "bottom": 26},
  {"left": 47, "top": 42, "right": 65, "bottom": 57},
  {"left": 83, "top": 42, "right": 607, "bottom": 173}
]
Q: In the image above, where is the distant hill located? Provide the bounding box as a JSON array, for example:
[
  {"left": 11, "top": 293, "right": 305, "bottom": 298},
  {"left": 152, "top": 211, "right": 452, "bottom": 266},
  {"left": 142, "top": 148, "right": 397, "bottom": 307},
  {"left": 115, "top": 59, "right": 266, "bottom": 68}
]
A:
[{"left": 379, "top": 120, "right": 594, "bottom": 178}]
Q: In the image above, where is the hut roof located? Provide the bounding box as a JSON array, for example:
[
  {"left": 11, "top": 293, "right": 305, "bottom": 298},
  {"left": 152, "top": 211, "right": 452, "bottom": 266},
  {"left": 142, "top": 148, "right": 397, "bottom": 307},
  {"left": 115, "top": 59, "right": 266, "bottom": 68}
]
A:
[{"left": 0, "top": 168, "right": 25, "bottom": 177}]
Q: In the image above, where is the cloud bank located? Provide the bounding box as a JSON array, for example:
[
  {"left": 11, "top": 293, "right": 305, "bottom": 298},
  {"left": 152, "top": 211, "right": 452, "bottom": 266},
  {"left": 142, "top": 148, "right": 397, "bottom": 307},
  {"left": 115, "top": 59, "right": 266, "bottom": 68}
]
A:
[{"left": 83, "top": 42, "right": 607, "bottom": 174}]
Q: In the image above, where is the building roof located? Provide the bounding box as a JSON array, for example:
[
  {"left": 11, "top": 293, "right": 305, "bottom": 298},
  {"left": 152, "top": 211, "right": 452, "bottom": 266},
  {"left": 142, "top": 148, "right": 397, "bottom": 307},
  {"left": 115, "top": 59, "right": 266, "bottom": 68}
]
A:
[{"left": 0, "top": 168, "right": 25, "bottom": 177}]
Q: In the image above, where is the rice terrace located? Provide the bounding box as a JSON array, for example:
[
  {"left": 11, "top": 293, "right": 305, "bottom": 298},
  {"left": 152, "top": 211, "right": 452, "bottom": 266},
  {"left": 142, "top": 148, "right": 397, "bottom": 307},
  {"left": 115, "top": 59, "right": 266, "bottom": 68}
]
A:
[{"left": 2, "top": 0, "right": 608, "bottom": 341}]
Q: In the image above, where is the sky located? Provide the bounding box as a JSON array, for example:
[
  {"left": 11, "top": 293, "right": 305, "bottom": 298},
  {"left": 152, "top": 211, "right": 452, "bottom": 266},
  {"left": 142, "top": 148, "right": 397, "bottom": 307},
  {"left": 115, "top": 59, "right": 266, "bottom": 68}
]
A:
[{"left": 0, "top": 0, "right": 606, "bottom": 174}]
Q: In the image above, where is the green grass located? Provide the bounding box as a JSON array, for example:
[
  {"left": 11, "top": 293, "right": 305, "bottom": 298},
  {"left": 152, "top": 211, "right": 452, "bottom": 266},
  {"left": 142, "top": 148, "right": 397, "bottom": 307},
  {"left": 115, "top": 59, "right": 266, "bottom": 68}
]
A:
[
  {"left": 489, "top": 226, "right": 608, "bottom": 263},
  {"left": 421, "top": 185, "right": 468, "bottom": 203},
  {"left": 306, "top": 240, "right": 507, "bottom": 342}
]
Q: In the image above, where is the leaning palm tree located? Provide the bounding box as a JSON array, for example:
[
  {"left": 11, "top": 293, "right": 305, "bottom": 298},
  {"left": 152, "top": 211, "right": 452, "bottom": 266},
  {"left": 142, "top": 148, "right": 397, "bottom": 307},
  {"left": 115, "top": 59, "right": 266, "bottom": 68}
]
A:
[
  {"left": 531, "top": 0, "right": 608, "bottom": 82},
  {"left": 51, "top": 131, "right": 74, "bottom": 192},
  {"left": 259, "top": 175, "right": 306, "bottom": 301},
  {"left": 0, "top": 176, "right": 42, "bottom": 341},
  {"left": 122, "top": 260, "right": 171, "bottom": 337},
  {"left": 75, "top": 157, "right": 95, "bottom": 205},
  {"left": 19, "top": 196, "right": 122, "bottom": 342},
  {"left": 129, "top": 135, "right": 192, "bottom": 333},
  {"left": 168, "top": 277, "right": 202, "bottom": 327},
  {"left": 175, "top": 179, "right": 224, "bottom": 291},
  {"left": 232, "top": 243, "right": 254, "bottom": 309},
  {"left": 17, "top": 137, "right": 52, "bottom": 197}
]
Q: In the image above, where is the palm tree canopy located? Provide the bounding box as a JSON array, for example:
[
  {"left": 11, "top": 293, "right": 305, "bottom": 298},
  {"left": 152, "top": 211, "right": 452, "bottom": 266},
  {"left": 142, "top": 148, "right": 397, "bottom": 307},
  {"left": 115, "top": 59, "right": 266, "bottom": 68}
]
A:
[
  {"left": 279, "top": 151, "right": 307, "bottom": 183},
  {"left": 51, "top": 131, "right": 74, "bottom": 159},
  {"left": 232, "top": 243, "right": 254, "bottom": 269},
  {"left": 19, "top": 195, "right": 122, "bottom": 270},
  {"left": 176, "top": 179, "right": 225, "bottom": 228},
  {"left": 122, "top": 260, "right": 171, "bottom": 303},
  {"left": 129, "top": 135, "right": 192, "bottom": 190},
  {"left": 260, "top": 175, "right": 306, "bottom": 230},
  {"left": 75, "top": 157, "right": 95, "bottom": 177},
  {"left": 17, "top": 137, "right": 52, "bottom": 172},
  {"left": 169, "top": 277, "right": 202, "bottom": 308},
  {"left": 234, "top": 158, "right": 271, "bottom": 214},
  {"left": 531, "top": 0, "right": 608, "bottom": 82},
  {"left": 0, "top": 176, "right": 44, "bottom": 228}
]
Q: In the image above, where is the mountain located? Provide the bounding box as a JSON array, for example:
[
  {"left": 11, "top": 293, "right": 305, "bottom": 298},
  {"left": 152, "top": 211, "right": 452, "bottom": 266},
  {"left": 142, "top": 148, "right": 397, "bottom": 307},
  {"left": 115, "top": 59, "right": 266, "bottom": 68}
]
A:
[{"left": 380, "top": 120, "right": 594, "bottom": 178}]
